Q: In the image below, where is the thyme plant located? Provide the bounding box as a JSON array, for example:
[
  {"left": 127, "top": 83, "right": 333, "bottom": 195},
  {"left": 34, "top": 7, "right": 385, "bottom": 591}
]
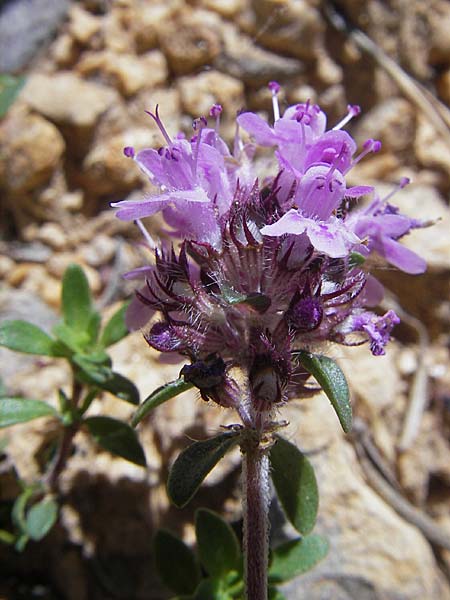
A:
[{"left": 112, "top": 83, "right": 426, "bottom": 599}]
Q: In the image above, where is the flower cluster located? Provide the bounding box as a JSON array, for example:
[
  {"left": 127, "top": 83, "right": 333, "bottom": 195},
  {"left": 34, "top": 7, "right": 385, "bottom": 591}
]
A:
[{"left": 113, "top": 84, "right": 425, "bottom": 422}]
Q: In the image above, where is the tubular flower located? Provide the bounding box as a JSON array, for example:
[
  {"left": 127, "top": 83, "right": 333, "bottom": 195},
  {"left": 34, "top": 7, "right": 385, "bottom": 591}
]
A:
[{"left": 113, "top": 85, "right": 427, "bottom": 419}]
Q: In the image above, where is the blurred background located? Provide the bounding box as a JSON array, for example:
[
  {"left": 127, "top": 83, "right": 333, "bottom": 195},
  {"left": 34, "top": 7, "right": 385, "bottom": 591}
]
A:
[{"left": 0, "top": 0, "right": 449, "bottom": 598}]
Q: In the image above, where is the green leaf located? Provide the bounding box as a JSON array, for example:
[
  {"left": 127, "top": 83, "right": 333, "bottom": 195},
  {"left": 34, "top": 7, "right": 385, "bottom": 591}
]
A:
[
  {"left": 270, "top": 436, "right": 318, "bottom": 535},
  {"left": 52, "top": 322, "right": 88, "bottom": 353},
  {"left": 0, "top": 397, "right": 58, "bottom": 428},
  {"left": 167, "top": 433, "right": 240, "bottom": 508},
  {"left": 0, "top": 74, "right": 25, "bottom": 119},
  {"left": 84, "top": 416, "right": 146, "bottom": 467},
  {"left": 154, "top": 529, "right": 200, "bottom": 595},
  {"left": 190, "top": 579, "right": 228, "bottom": 600},
  {"left": 99, "top": 302, "right": 130, "bottom": 348},
  {"left": 269, "top": 535, "right": 328, "bottom": 583},
  {"left": 0, "top": 320, "right": 64, "bottom": 357},
  {"left": 131, "top": 379, "right": 193, "bottom": 427},
  {"left": 99, "top": 372, "right": 140, "bottom": 405},
  {"left": 61, "top": 264, "right": 94, "bottom": 332},
  {"left": 12, "top": 488, "right": 33, "bottom": 532},
  {"left": 73, "top": 353, "right": 113, "bottom": 385},
  {"left": 195, "top": 509, "right": 240, "bottom": 578},
  {"left": 25, "top": 498, "right": 58, "bottom": 541},
  {"left": 296, "top": 351, "right": 352, "bottom": 433},
  {"left": 87, "top": 311, "right": 102, "bottom": 345}
]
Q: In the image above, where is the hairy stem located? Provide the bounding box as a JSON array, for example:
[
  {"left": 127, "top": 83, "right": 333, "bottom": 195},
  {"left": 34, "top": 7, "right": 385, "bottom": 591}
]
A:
[{"left": 242, "top": 442, "right": 270, "bottom": 600}]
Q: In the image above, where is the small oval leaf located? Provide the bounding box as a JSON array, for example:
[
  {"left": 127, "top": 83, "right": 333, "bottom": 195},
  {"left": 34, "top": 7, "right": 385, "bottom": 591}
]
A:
[
  {"left": 195, "top": 509, "right": 240, "bottom": 577},
  {"left": 62, "top": 264, "right": 94, "bottom": 331},
  {"left": 100, "top": 302, "right": 130, "bottom": 348},
  {"left": 154, "top": 529, "right": 200, "bottom": 595},
  {"left": 0, "top": 398, "right": 58, "bottom": 428},
  {"left": 270, "top": 436, "right": 318, "bottom": 535},
  {"left": 100, "top": 372, "right": 140, "bottom": 405},
  {"left": 0, "top": 74, "right": 25, "bottom": 118},
  {"left": 84, "top": 416, "right": 146, "bottom": 467},
  {"left": 296, "top": 351, "right": 352, "bottom": 433},
  {"left": 269, "top": 535, "right": 328, "bottom": 583},
  {"left": 168, "top": 433, "right": 240, "bottom": 508},
  {"left": 25, "top": 499, "right": 58, "bottom": 541},
  {"left": 0, "top": 320, "right": 63, "bottom": 357},
  {"left": 131, "top": 379, "right": 193, "bottom": 427}
]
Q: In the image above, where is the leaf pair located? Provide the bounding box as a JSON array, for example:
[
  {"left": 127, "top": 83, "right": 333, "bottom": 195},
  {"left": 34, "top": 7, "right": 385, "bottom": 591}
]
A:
[{"left": 10, "top": 487, "right": 58, "bottom": 551}]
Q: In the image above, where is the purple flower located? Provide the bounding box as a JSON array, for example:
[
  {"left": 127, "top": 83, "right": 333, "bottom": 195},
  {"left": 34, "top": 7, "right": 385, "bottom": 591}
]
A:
[
  {"left": 347, "top": 181, "right": 426, "bottom": 274},
  {"left": 115, "top": 83, "right": 427, "bottom": 413}
]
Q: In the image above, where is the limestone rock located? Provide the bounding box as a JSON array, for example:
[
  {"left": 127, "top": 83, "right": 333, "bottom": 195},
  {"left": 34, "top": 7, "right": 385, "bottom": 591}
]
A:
[
  {"left": 354, "top": 98, "right": 416, "bottom": 154},
  {"left": 0, "top": 109, "right": 65, "bottom": 194},
  {"left": 159, "top": 14, "right": 222, "bottom": 76},
  {"left": 280, "top": 394, "right": 450, "bottom": 600},
  {"left": 177, "top": 70, "right": 244, "bottom": 121},
  {"left": 249, "top": 0, "right": 324, "bottom": 61},
  {"left": 68, "top": 4, "right": 101, "bottom": 46},
  {"left": 21, "top": 72, "right": 118, "bottom": 129},
  {"left": 215, "top": 22, "right": 303, "bottom": 87},
  {"left": 77, "top": 50, "right": 168, "bottom": 97}
]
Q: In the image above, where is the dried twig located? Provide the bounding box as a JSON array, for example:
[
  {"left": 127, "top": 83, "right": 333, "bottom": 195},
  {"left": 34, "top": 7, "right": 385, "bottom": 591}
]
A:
[
  {"left": 352, "top": 419, "right": 450, "bottom": 552},
  {"left": 381, "top": 293, "right": 429, "bottom": 452},
  {"left": 324, "top": 3, "right": 450, "bottom": 150}
]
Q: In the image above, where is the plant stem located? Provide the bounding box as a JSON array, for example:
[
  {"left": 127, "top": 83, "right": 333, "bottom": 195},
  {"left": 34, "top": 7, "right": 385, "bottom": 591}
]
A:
[
  {"left": 46, "top": 379, "right": 83, "bottom": 491},
  {"left": 242, "top": 441, "right": 270, "bottom": 600}
]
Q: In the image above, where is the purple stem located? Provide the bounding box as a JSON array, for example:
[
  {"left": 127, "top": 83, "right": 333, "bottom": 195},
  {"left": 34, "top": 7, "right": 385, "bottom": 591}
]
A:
[{"left": 242, "top": 443, "right": 270, "bottom": 600}]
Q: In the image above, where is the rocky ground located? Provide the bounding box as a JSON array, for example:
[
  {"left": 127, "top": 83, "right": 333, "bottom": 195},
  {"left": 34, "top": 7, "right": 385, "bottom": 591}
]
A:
[{"left": 0, "top": 0, "right": 449, "bottom": 599}]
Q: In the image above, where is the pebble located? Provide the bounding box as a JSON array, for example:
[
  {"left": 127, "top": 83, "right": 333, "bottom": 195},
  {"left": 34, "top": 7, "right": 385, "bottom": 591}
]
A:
[
  {"left": 428, "top": 0, "right": 450, "bottom": 65},
  {"left": 80, "top": 234, "right": 116, "bottom": 267},
  {"left": 415, "top": 115, "right": 450, "bottom": 177},
  {"left": 354, "top": 98, "right": 416, "bottom": 154},
  {"left": 0, "top": 110, "right": 65, "bottom": 194},
  {"left": 68, "top": 4, "right": 101, "bottom": 45},
  {"left": 77, "top": 49, "right": 168, "bottom": 97},
  {"left": 21, "top": 72, "right": 118, "bottom": 129},
  {"left": 177, "top": 70, "right": 244, "bottom": 119},
  {"left": 159, "top": 18, "right": 221, "bottom": 76},
  {"left": 37, "top": 222, "right": 67, "bottom": 250}
]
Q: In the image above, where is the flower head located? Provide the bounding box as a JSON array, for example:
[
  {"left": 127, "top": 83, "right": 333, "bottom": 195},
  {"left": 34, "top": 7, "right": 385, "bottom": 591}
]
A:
[{"left": 114, "top": 84, "right": 427, "bottom": 419}]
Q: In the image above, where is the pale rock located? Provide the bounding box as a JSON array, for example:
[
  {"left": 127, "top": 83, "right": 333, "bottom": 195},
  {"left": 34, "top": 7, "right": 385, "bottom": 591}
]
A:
[
  {"left": 177, "top": 70, "right": 244, "bottom": 119},
  {"left": 51, "top": 32, "right": 78, "bottom": 67},
  {"left": 287, "top": 84, "right": 318, "bottom": 106},
  {"left": 354, "top": 98, "right": 416, "bottom": 153},
  {"left": 200, "top": 0, "right": 245, "bottom": 18},
  {"left": 415, "top": 115, "right": 450, "bottom": 177},
  {"left": 77, "top": 50, "right": 168, "bottom": 97},
  {"left": 346, "top": 153, "right": 401, "bottom": 183},
  {"left": 68, "top": 4, "right": 101, "bottom": 45},
  {"left": 80, "top": 234, "right": 116, "bottom": 267},
  {"left": 0, "top": 110, "right": 65, "bottom": 194},
  {"left": 131, "top": 0, "right": 183, "bottom": 53},
  {"left": 250, "top": 0, "right": 324, "bottom": 61},
  {"left": 0, "top": 255, "right": 14, "bottom": 277},
  {"left": 81, "top": 129, "right": 147, "bottom": 195},
  {"left": 37, "top": 222, "right": 67, "bottom": 250},
  {"left": 21, "top": 72, "right": 118, "bottom": 129},
  {"left": 281, "top": 395, "right": 450, "bottom": 600},
  {"left": 60, "top": 190, "right": 84, "bottom": 212},
  {"left": 102, "top": 7, "right": 136, "bottom": 53},
  {"left": 128, "top": 87, "right": 181, "bottom": 134},
  {"left": 317, "top": 84, "right": 347, "bottom": 120},
  {"left": 47, "top": 253, "right": 78, "bottom": 278},
  {"left": 159, "top": 15, "right": 222, "bottom": 76},
  {"left": 216, "top": 22, "right": 303, "bottom": 86},
  {"left": 315, "top": 48, "right": 343, "bottom": 85}
]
